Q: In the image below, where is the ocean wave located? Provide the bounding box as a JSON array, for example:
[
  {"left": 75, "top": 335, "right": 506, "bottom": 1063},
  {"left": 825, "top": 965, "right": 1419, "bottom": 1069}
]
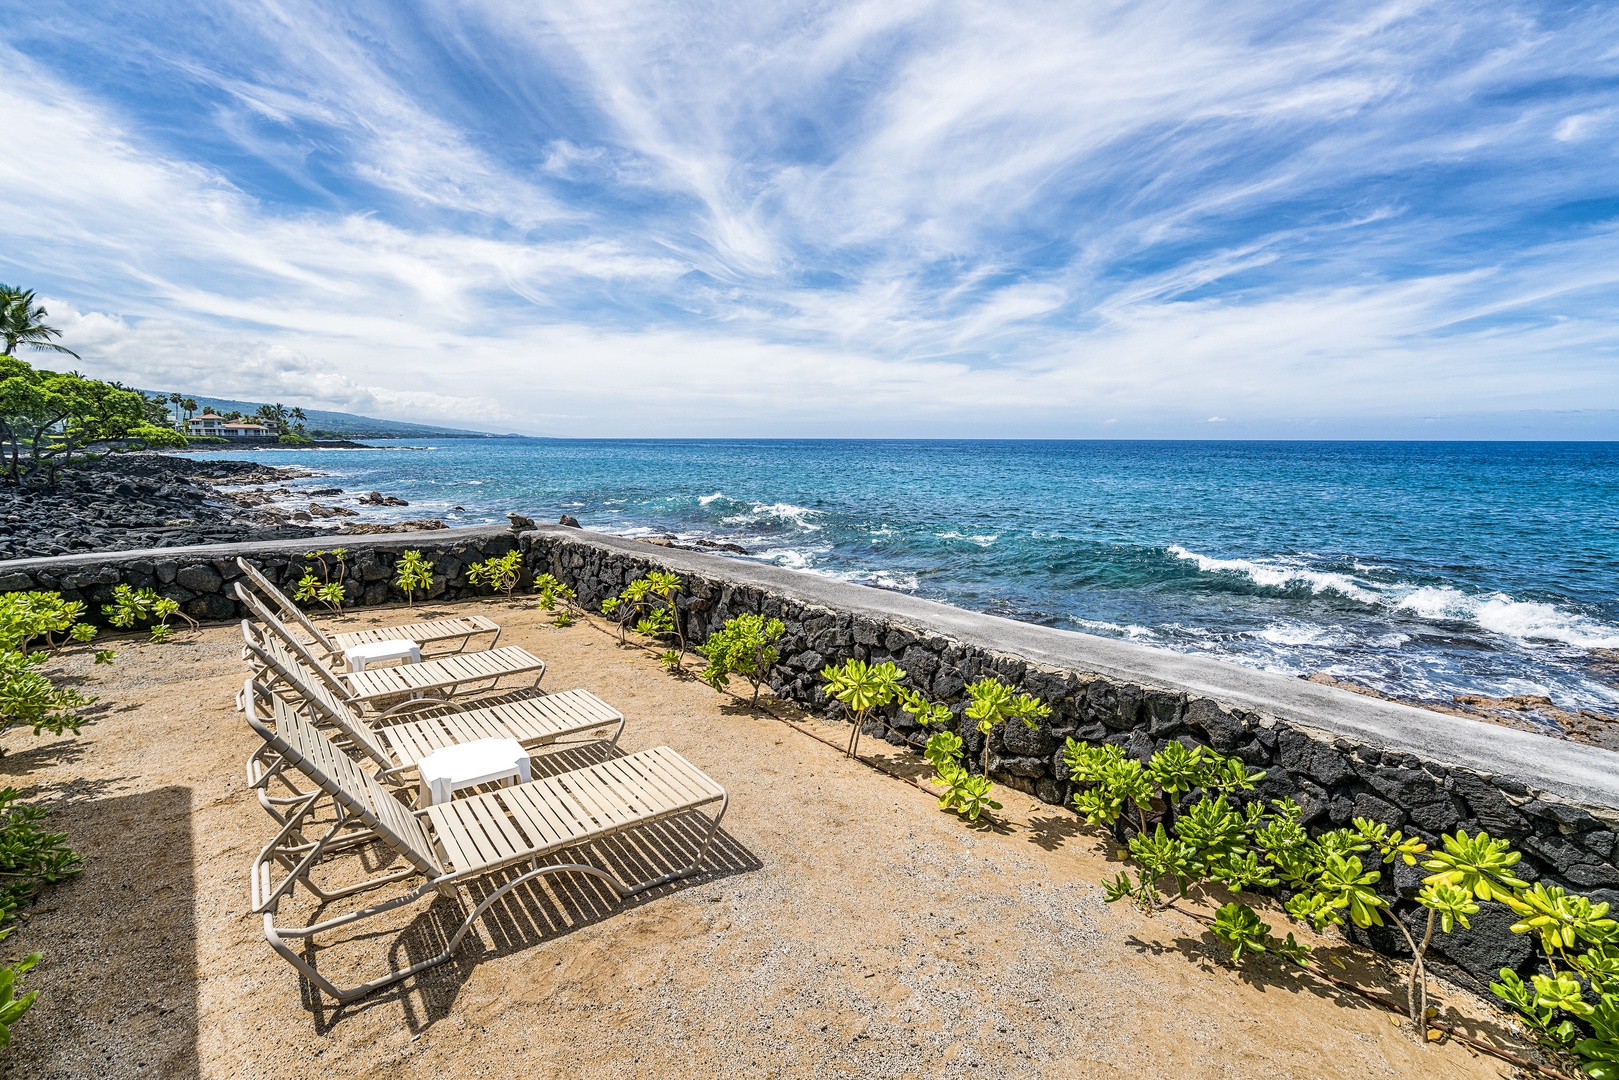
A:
[
  {"left": 1168, "top": 545, "right": 1380, "bottom": 603},
  {"left": 1170, "top": 544, "right": 1619, "bottom": 651},
  {"left": 1073, "top": 618, "right": 1155, "bottom": 640},
  {"left": 698, "top": 492, "right": 726, "bottom": 505},
  {"left": 752, "top": 547, "right": 815, "bottom": 570},
  {"left": 1251, "top": 622, "right": 1350, "bottom": 647},
  {"left": 1394, "top": 587, "right": 1619, "bottom": 649},
  {"left": 938, "top": 530, "right": 1000, "bottom": 547},
  {"left": 817, "top": 566, "right": 921, "bottom": 593},
  {"left": 721, "top": 502, "right": 823, "bottom": 531}
]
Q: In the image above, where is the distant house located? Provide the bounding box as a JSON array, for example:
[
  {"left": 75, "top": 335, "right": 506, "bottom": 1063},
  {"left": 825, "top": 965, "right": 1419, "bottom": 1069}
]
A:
[
  {"left": 223, "top": 422, "right": 277, "bottom": 438},
  {"left": 186, "top": 413, "right": 277, "bottom": 439}
]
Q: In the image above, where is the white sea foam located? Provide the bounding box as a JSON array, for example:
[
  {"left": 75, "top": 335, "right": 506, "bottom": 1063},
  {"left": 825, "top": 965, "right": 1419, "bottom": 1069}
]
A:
[
  {"left": 937, "top": 531, "right": 999, "bottom": 547},
  {"left": 818, "top": 567, "right": 921, "bottom": 592},
  {"left": 1252, "top": 622, "right": 1346, "bottom": 647},
  {"left": 722, "top": 502, "right": 823, "bottom": 530},
  {"left": 1171, "top": 544, "right": 1619, "bottom": 651},
  {"left": 698, "top": 492, "right": 726, "bottom": 505},
  {"left": 1073, "top": 618, "right": 1155, "bottom": 639},
  {"left": 754, "top": 547, "right": 813, "bottom": 570},
  {"left": 1394, "top": 587, "right": 1619, "bottom": 648},
  {"left": 1167, "top": 545, "right": 1380, "bottom": 603}
]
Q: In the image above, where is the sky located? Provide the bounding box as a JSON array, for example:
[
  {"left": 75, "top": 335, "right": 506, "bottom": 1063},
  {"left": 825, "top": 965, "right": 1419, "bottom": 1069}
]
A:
[{"left": 2, "top": 1, "right": 1617, "bottom": 438}]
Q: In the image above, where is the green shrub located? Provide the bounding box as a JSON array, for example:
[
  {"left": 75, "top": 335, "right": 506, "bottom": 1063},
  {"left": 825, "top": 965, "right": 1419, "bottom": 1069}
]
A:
[
  {"left": 0, "top": 593, "right": 95, "bottom": 654},
  {"left": 921, "top": 728, "right": 1001, "bottom": 820},
  {"left": 601, "top": 572, "right": 685, "bottom": 659},
  {"left": 820, "top": 659, "right": 905, "bottom": 758},
  {"left": 0, "top": 651, "right": 91, "bottom": 746},
  {"left": 292, "top": 549, "right": 348, "bottom": 615},
  {"left": 697, "top": 614, "right": 784, "bottom": 708},
  {"left": 102, "top": 584, "right": 193, "bottom": 642},
  {"left": 962, "top": 676, "right": 1050, "bottom": 776},
  {"left": 0, "top": 788, "right": 83, "bottom": 1049},
  {"left": 467, "top": 551, "right": 523, "bottom": 600},
  {"left": 0, "top": 941, "right": 40, "bottom": 1048},
  {"left": 1067, "top": 731, "right": 1619, "bottom": 1056},
  {"left": 393, "top": 550, "right": 434, "bottom": 608},
  {"left": 533, "top": 574, "right": 579, "bottom": 625}
]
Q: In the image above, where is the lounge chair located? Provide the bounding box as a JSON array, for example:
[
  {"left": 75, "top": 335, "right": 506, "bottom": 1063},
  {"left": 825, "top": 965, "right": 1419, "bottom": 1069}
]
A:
[
  {"left": 236, "top": 586, "right": 545, "bottom": 709},
  {"left": 235, "top": 557, "right": 500, "bottom": 664},
  {"left": 243, "top": 626, "right": 625, "bottom": 789},
  {"left": 245, "top": 682, "right": 727, "bottom": 1003}
]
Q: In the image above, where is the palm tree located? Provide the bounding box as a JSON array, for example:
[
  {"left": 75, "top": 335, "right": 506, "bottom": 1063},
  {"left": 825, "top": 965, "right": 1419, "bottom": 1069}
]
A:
[
  {"left": 0, "top": 285, "right": 80, "bottom": 359},
  {"left": 181, "top": 397, "right": 197, "bottom": 421},
  {"left": 290, "top": 406, "right": 307, "bottom": 435},
  {"left": 168, "top": 392, "right": 184, "bottom": 429}
]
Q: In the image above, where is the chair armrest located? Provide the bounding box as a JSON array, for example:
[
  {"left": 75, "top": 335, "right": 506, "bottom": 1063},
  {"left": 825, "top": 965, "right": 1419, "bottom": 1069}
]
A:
[{"left": 374, "top": 695, "right": 463, "bottom": 722}]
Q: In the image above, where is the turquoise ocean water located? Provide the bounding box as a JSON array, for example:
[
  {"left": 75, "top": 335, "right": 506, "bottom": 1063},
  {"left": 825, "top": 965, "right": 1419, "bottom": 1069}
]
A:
[{"left": 212, "top": 439, "right": 1619, "bottom": 718}]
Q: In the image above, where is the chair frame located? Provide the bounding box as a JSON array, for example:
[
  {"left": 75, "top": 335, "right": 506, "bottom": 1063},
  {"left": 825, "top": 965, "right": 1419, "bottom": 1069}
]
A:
[
  {"left": 244, "top": 682, "right": 727, "bottom": 1003},
  {"left": 235, "top": 557, "right": 500, "bottom": 663},
  {"left": 236, "top": 585, "right": 544, "bottom": 708},
  {"left": 242, "top": 626, "right": 625, "bottom": 809}
]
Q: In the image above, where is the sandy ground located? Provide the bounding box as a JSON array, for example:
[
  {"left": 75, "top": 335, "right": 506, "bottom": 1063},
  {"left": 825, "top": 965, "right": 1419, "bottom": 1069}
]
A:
[{"left": 1, "top": 601, "right": 1545, "bottom": 1079}]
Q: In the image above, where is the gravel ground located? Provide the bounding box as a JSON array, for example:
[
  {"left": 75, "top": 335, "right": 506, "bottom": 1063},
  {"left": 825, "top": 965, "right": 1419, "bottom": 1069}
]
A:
[{"left": 2, "top": 602, "right": 1547, "bottom": 1079}]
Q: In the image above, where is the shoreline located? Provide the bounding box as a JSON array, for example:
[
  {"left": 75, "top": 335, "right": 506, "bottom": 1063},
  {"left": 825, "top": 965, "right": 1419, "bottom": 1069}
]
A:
[{"left": 0, "top": 453, "right": 446, "bottom": 559}]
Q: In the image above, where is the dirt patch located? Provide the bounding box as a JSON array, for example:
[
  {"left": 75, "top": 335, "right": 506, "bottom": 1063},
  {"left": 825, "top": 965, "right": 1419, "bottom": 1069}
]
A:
[{"left": 4, "top": 603, "right": 1549, "bottom": 1078}]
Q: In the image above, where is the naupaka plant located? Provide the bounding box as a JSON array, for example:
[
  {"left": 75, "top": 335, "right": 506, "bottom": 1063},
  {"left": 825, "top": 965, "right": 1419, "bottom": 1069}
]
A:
[
  {"left": 1070, "top": 732, "right": 1507, "bottom": 1044},
  {"left": 467, "top": 550, "right": 524, "bottom": 601},
  {"left": 962, "top": 676, "right": 1051, "bottom": 777},
  {"left": 819, "top": 659, "right": 905, "bottom": 757},
  {"left": 293, "top": 549, "right": 348, "bottom": 616},
  {"left": 921, "top": 728, "right": 1002, "bottom": 820},
  {"left": 102, "top": 584, "right": 193, "bottom": 643},
  {"left": 392, "top": 549, "right": 434, "bottom": 608},
  {"left": 532, "top": 573, "right": 580, "bottom": 626},
  {"left": 602, "top": 571, "right": 685, "bottom": 659},
  {"left": 698, "top": 614, "right": 785, "bottom": 709},
  {"left": 0, "top": 592, "right": 96, "bottom": 654}
]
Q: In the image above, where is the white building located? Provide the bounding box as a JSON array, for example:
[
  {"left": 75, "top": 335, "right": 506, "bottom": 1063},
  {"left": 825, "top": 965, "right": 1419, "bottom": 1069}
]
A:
[{"left": 186, "top": 413, "right": 277, "bottom": 438}]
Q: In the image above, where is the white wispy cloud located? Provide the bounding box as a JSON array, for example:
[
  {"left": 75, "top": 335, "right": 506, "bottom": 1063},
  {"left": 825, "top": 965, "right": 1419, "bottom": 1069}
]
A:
[{"left": 1, "top": 0, "right": 1615, "bottom": 436}]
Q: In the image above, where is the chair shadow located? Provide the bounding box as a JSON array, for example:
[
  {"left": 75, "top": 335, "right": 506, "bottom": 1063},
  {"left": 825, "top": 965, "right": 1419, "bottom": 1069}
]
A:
[{"left": 290, "top": 742, "right": 762, "bottom": 1034}]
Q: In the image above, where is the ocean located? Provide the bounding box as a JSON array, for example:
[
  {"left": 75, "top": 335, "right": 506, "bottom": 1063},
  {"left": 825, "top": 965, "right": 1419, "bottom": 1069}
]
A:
[{"left": 213, "top": 439, "right": 1619, "bottom": 718}]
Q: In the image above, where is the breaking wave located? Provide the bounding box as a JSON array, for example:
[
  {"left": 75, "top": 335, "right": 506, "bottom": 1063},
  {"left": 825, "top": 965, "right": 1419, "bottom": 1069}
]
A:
[{"left": 1170, "top": 545, "right": 1619, "bottom": 650}]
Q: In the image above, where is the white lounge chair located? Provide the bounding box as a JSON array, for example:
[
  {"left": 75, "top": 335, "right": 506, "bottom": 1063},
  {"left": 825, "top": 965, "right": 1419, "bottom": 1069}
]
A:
[
  {"left": 245, "top": 683, "right": 727, "bottom": 1003},
  {"left": 237, "top": 585, "right": 545, "bottom": 709},
  {"left": 235, "top": 557, "right": 500, "bottom": 664},
  {"left": 243, "top": 629, "right": 624, "bottom": 792}
]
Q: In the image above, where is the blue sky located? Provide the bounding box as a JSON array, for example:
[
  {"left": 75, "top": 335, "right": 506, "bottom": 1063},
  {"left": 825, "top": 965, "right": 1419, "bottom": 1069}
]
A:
[{"left": 2, "top": 1, "right": 1617, "bottom": 437}]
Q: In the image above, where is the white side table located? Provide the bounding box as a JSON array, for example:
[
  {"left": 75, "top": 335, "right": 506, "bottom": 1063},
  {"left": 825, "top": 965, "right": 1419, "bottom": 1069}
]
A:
[
  {"left": 417, "top": 738, "right": 531, "bottom": 806},
  {"left": 345, "top": 639, "right": 422, "bottom": 671}
]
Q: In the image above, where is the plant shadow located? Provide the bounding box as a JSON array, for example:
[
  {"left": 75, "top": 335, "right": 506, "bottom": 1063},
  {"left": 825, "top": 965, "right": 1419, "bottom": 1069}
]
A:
[
  {"left": 1023, "top": 813, "right": 1086, "bottom": 852},
  {"left": 1124, "top": 920, "right": 1544, "bottom": 1062}
]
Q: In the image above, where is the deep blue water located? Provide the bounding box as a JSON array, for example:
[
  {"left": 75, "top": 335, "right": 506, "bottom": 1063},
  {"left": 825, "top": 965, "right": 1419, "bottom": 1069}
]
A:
[{"left": 208, "top": 439, "right": 1619, "bottom": 716}]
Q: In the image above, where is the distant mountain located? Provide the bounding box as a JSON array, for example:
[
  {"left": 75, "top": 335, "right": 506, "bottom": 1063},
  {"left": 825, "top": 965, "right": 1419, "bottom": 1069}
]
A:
[{"left": 144, "top": 393, "right": 514, "bottom": 438}]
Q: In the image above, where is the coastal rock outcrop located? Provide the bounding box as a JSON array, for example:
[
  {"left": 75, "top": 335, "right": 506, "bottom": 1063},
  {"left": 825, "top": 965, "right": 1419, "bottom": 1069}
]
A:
[{"left": 0, "top": 455, "right": 327, "bottom": 558}]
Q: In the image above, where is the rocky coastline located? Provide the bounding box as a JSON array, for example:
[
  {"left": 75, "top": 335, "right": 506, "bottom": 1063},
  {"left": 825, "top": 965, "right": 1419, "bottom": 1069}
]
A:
[{"left": 0, "top": 453, "right": 439, "bottom": 560}]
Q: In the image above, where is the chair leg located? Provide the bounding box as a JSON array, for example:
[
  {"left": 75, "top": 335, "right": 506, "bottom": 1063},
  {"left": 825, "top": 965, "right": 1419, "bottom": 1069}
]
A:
[{"left": 265, "top": 800, "right": 729, "bottom": 1004}]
